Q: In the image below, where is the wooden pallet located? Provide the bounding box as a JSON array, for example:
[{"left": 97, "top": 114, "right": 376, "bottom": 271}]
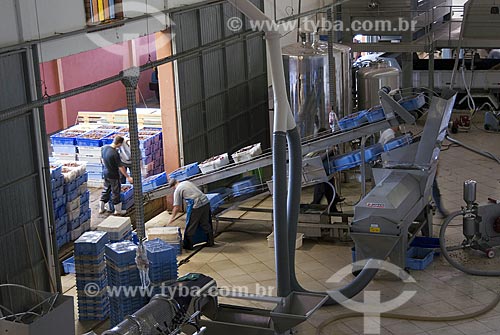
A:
[{"left": 77, "top": 109, "right": 162, "bottom": 127}]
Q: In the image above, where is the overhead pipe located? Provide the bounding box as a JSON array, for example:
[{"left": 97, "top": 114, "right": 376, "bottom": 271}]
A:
[{"left": 228, "top": 0, "right": 381, "bottom": 304}]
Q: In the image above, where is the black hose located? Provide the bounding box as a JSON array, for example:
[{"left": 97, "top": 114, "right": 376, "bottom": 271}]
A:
[{"left": 440, "top": 211, "right": 500, "bottom": 276}]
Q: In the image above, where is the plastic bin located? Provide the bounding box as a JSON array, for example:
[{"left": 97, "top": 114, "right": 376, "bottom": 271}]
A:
[
  {"left": 143, "top": 172, "right": 168, "bottom": 192},
  {"left": 399, "top": 93, "right": 426, "bottom": 111},
  {"left": 338, "top": 111, "right": 368, "bottom": 131},
  {"left": 410, "top": 237, "right": 441, "bottom": 255},
  {"left": 232, "top": 143, "right": 262, "bottom": 163},
  {"left": 232, "top": 176, "right": 259, "bottom": 197},
  {"left": 62, "top": 256, "right": 76, "bottom": 274},
  {"left": 330, "top": 150, "right": 362, "bottom": 173},
  {"left": 102, "top": 132, "right": 128, "bottom": 146},
  {"left": 50, "top": 164, "right": 63, "bottom": 179},
  {"left": 268, "top": 233, "right": 304, "bottom": 249},
  {"left": 364, "top": 143, "right": 384, "bottom": 162},
  {"left": 199, "top": 153, "right": 230, "bottom": 174},
  {"left": 105, "top": 241, "right": 137, "bottom": 266},
  {"left": 206, "top": 193, "right": 224, "bottom": 211},
  {"left": 76, "top": 130, "right": 115, "bottom": 147},
  {"left": 97, "top": 216, "right": 132, "bottom": 242},
  {"left": 168, "top": 164, "right": 200, "bottom": 182},
  {"left": 384, "top": 134, "right": 412, "bottom": 152},
  {"left": 52, "top": 145, "right": 77, "bottom": 154},
  {"left": 50, "top": 129, "right": 87, "bottom": 146},
  {"left": 365, "top": 106, "right": 386, "bottom": 123},
  {"left": 406, "top": 247, "right": 434, "bottom": 270},
  {"left": 52, "top": 185, "right": 64, "bottom": 200},
  {"left": 120, "top": 185, "right": 133, "bottom": 203},
  {"left": 74, "top": 231, "right": 110, "bottom": 255}
]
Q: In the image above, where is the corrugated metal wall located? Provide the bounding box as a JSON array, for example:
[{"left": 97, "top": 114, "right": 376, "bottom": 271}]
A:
[
  {"left": 0, "top": 49, "right": 55, "bottom": 313},
  {"left": 172, "top": 0, "right": 270, "bottom": 164}
]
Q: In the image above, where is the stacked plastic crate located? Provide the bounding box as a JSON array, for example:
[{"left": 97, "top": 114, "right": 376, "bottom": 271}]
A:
[
  {"left": 59, "top": 161, "right": 89, "bottom": 243},
  {"left": 77, "top": 129, "right": 116, "bottom": 186},
  {"left": 74, "top": 231, "right": 110, "bottom": 321},
  {"left": 50, "top": 163, "right": 67, "bottom": 250},
  {"left": 139, "top": 128, "right": 164, "bottom": 177},
  {"left": 146, "top": 227, "right": 183, "bottom": 255},
  {"left": 96, "top": 216, "right": 132, "bottom": 243},
  {"left": 144, "top": 239, "right": 178, "bottom": 295},
  {"left": 50, "top": 126, "right": 86, "bottom": 161},
  {"left": 105, "top": 241, "right": 147, "bottom": 327}
]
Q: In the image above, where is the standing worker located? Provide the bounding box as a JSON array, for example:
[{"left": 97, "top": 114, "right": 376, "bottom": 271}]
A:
[
  {"left": 167, "top": 179, "right": 214, "bottom": 249},
  {"left": 99, "top": 135, "right": 133, "bottom": 215},
  {"left": 118, "top": 137, "right": 132, "bottom": 184}
]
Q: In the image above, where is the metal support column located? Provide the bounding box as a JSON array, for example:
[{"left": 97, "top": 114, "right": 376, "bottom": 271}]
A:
[{"left": 121, "top": 67, "right": 146, "bottom": 240}]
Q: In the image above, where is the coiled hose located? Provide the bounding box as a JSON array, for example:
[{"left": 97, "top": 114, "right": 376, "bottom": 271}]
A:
[
  {"left": 440, "top": 211, "right": 500, "bottom": 276},
  {"left": 316, "top": 292, "right": 500, "bottom": 334}
]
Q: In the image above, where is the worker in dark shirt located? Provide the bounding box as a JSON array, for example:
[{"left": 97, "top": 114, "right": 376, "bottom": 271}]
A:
[{"left": 99, "top": 135, "right": 133, "bottom": 215}]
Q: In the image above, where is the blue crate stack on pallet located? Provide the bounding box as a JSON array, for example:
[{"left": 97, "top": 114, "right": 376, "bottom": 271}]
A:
[
  {"left": 105, "top": 241, "right": 147, "bottom": 327},
  {"left": 146, "top": 227, "right": 183, "bottom": 256},
  {"left": 50, "top": 163, "right": 68, "bottom": 250},
  {"left": 74, "top": 231, "right": 110, "bottom": 321},
  {"left": 144, "top": 239, "right": 178, "bottom": 296}
]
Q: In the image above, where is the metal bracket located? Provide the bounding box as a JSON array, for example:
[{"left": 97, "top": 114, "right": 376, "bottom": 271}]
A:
[{"left": 379, "top": 90, "right": 416, "bottom": 125}]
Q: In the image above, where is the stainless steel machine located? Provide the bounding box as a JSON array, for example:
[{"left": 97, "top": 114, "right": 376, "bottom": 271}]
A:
[
  {"left": 357, "top": 60, "right": 401, "bottom": 110},
  {"left": 351, "top": 89, "right": 457, "bottom": 269}
]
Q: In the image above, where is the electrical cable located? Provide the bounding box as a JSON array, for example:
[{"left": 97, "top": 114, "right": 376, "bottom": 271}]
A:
[
  {"left": 440, "top": 211, "right": 500, "bottom": 276},
  {"left": 445, "top": 135, "right": 500, "bottom": 164},
  {"left": 316, "top": 292, "right": 500, "bottom": 335}
]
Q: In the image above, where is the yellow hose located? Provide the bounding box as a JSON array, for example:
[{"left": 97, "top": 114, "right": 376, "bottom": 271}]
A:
[{"left": 316, "top": 292, "right": 500, "bottom": 334}]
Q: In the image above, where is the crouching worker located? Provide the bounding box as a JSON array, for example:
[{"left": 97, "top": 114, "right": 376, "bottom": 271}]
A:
[{"left": 167, "top": 179, "right": 215, "bottom": 249}]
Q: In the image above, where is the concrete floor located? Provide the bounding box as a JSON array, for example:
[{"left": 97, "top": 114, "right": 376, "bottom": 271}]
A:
[{"left": 64, "top": 121, "right": 500, "bottom": 335}]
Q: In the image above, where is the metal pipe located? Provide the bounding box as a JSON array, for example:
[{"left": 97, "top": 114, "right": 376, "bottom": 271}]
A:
[
  {"left": 446, "top": 135, "right": 500, "bottom": 164},
  {"left": 360, "top": 136, "right": 367, "bottom": 197}
]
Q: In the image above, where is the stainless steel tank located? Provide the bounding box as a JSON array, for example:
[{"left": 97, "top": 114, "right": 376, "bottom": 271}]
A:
[
  {"left": 357, "top": 60, "right": 401, "bottom": 110},
  {"left": 330, "top": 43, "right": 353, "bottom": 119},
  {"left": 283, "top": 33, "right": 330, "bottom": 138}
]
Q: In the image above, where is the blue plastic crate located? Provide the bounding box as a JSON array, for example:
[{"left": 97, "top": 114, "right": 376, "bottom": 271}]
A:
[
  {"left": 64, "top": 180, "right": 78, "bottom": 192},
  {"left": 52, "top": 194, "right": 66, "bottom": 210},
  {"left": 143, "top": 172, "right": 168, "bottom": 192},
  {"left": 62, "top": 256, "right": 75, "bottom": 274},
  {"left": 232, "top": 176, "right": 258, "bottom": 197},
  {"left": 102, "top": 132, "right": 127, "bottom": 146},
  {"left": 74, "top": 231, "right": 110, "bottom": 255},
  {"left": 364, "top": 143, "right": 384, "bottom": 162},
  {"left": 105, "top": 241, "right": 138, "bottom": 267},
  {"left": 406, "top": 247, "right": 434, "bottom": 270},
  {"left": 76, "top": 130, "right": 115, "bottom": 147},
  {"left": 55, "top": 214, "right": 67, "bottom": 229},
  {"left": 79, "top": 208, "right": 91, "bottom": 224},
  {"left": 55, "top": 205, "right": 67, "bottom": 219},
  {"left": 68, "top": 217, "right": 80, "bottom": 231},
  {"left": 52, "top": 185, "right": 64, "bottom": 198},
  {"left": 66, "top": 188, "right": 80, "bottom": 202},
  {"left": 365, "top": 106, "right": 386, "bottom": 123},
  {"left": 144, "top": 239, "right": 177, "bottom": 264},
  {"left": 399, "top": 93, "right": 426, "bottom": 111},
  {"left": 50, "top": 131, "right": 80, "bottom": 146},
  {"left": 330, "top": 150, "right": 362, "bottom": 173},
  {"left": 56, "top": 222, "right": 68, "bottom": 237},
  {"left": 384, "top": 134, "right": 412, "bottom": 152},
  {"left": 120, "top": 185, "right": 134, "bottom": 203},
  {"left": 210, "top": 187, "right": 232, "bottom": 199},
  {"left": 168, "top": 163, "right": 200, "bottom": 182},
  {"left": 206, "top": 193, "right": 224, "bottom": 211},
  {"left": 76, "top": 173, "right": 89, "bottom": 187},
  {"left": 338, "top": 111, "right": 368, "bottom": 131},
  {"left": 80, "top": 190, "right": 90, "bottom": 204},
  {"left": 50, "top": 164, "right": 62, "bottom": 179},
  {"left": 410, "top": 237, "right": 441, "bottom": 256}
]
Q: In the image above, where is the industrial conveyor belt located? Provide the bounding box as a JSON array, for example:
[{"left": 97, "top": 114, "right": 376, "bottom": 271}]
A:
[{"left": 145, "top": 117, "right": 404, "bottom": 202}]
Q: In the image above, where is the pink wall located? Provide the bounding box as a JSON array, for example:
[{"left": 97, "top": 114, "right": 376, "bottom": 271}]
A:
[{"left": 42, "top": 35, "right": 157, "bottom": 134}]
